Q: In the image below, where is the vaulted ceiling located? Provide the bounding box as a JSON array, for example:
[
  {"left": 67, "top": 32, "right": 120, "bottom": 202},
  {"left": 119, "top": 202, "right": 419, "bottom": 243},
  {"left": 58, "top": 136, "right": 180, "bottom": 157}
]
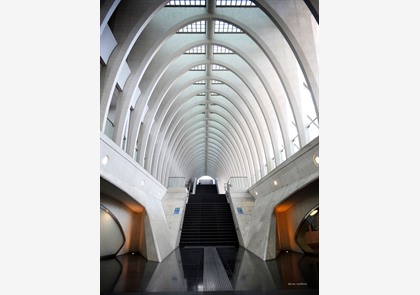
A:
[{"left": 100, "top": 0, "right": 319, "bottom": 187}]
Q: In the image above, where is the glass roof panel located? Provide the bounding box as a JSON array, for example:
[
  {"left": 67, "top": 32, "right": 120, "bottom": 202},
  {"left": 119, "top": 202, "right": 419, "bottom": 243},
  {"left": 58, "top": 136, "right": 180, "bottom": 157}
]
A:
[
  {"left": 212, "top": 64, "right": 228, "bottom": 71},
  {"left": 178, "top": 20, "right": 206, "bottom": 33},
  {"left": 214, "top": 20, "right": 243, "bottom": 33},
  {"left": 212, "top": 45, "right": 234, "bottom": 54},
  {"left": 166, "top": 0, "right": 206, "bottom": 6},
  {"left": 184, "top": 45, "right": 206, "bottom": 54},
  {"left": 216, "top": 0, "right": 256, "bottom": 6},
  {"left": 190, "top": 64, "right": 206, "bottom": 71}
]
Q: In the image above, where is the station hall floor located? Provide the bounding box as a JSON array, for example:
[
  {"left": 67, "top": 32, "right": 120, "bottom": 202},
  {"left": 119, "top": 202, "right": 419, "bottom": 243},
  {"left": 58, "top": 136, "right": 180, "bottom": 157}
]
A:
[{"left": 101, "top": 246, "right": 319, "bottom": 295}]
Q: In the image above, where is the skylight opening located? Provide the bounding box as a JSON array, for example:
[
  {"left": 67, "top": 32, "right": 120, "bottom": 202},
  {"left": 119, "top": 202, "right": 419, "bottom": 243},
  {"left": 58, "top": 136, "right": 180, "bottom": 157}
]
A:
[
  {"left": 178, "top": 20, "right": 206, "bottom": 33},
  {"left": 216, "top": 0, "right": 256, "bottom": 7},
  {"left": 214, "top": 20, "right": 243, "bottom": 33},
  {"left": 184, "top": 45, "right": 206, "bottom": 54},
  {"left": 212, "top": 64, "right": 228, "bottom": 71},
  {"left": 194, "top": 80, "right": 206, "bottom": 85},
  {"left": 190, "top": 64, "right": 206, "bottom": 71},
  {"left": 297, "top": 61, "right": 319, "bottom": 141},
  {"left": 166, "top": 0, "right": 206, "bottom": 6},
  {"left": 213, "top": 45, "right": 234, "bottom": 54}
]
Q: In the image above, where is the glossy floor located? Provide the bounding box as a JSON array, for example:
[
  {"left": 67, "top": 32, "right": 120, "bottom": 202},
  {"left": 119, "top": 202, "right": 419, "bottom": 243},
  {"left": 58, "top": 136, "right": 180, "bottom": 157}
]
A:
[{"left": 101, "top": 247, "right": 319, "bottom": 295}]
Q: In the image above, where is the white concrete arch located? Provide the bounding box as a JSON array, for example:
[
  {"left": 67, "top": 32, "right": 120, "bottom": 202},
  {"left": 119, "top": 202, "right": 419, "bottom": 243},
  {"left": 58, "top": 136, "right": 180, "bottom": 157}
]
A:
[
  {"left": 176, "top": 135, "right": 241, "bottom": 178},
  {"left": 210, "top": 15, "right": 310, "bottom": 150},
  {"left": 173, "top": 140, "right": 237, "bottom": 181},
  {"left": 152, "top": 84, "right": 267, "bottom": 184},
  {"left": 145, "top": 69, "right": 273, "bottom": 176},
  {"left": 100, "top": 0, "right": 318, "bottom": 188},
  {"left": 155, "top": 102, "right": 257, "bottom": 184},
  {"left": 163, "top": 118, "right": 249, "bottom": 182},
  {"left": 163, "top": 115, "right": 245, "bottom": 183},
  {"left": 128, "top": 31, "right": 302, "bottom": 172},
  {"left": 153, "top": 117, "right": 249, "bottom": 183},
  {"left": 134, "top": 34, "right": 291, "bottom": 164},
  {"left": 112, "top": 12, "right": 306, "bottom": 163},
  {"left": 151, "top": 105, "right": 255, "bottom": 183},
  {"left": 100, "top": 0, "right": 169, "bottom": 131},
  {"left": 136, "top": 72, "right": 270, "bottom": 175},
  {"left": 254, "top": 0, "right": 319, "bottom": 115}
]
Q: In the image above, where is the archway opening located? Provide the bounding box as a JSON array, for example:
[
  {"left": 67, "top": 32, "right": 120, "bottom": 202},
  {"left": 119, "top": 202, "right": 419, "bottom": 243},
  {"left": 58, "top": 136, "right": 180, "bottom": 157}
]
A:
[{"left": 197, "top": 175, "right": 215, "bottom": 185}]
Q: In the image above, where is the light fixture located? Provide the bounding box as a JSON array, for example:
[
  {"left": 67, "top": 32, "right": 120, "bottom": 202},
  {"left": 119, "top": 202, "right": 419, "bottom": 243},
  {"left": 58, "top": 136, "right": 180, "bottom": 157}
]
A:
[
  {"left": 255, "top": 191, "right": 258, "bottom": 196},
  {"left": 313, "top": 155, "right": 319, "bottom": 166},
  {"left": 273, "top": 180, "right": 278, "bottom": 186},
  {"left": 101, "top": 155, "right": 109, "bottom": 165},
  {"left": 310, "top": 209, "right": 318, "bottom": 216},
  {"left": 140, "top": 180, "right": 145, "bottom": 186}
]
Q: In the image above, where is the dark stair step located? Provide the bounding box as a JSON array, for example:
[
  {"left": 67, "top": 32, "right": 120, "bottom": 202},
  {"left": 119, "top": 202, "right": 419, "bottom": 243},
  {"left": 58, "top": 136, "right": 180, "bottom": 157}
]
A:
[{"left": 180, "top": 185, "right": 238, "bottom": 247}]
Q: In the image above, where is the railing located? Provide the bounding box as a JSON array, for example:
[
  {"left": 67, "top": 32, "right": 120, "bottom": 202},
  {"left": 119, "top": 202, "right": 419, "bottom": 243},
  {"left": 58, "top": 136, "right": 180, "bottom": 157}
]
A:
[
  {"left": 227, "top": 176, "right": 249, "bottom": 189},
  {"left": 168, "top": 176, "right": 186, "bottom": 188}
]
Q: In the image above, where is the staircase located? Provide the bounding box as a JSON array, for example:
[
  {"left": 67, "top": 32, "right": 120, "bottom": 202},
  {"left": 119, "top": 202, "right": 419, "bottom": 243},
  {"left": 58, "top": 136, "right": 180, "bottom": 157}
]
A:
[{"left": 180, "top": 184, "right": 239, "bottom": 247}]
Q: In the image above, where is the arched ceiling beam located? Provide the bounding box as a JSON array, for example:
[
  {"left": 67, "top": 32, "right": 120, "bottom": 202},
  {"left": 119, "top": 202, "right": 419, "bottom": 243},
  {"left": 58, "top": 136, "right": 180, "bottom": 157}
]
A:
[
  {"left": 156, "top": 102, "right": 257, "bottom": 183},
  {"left": 136, "top": 72, "right": 270, "bottom": 177},
  {"left": 154, "top": 87, "right": 264, "bottom": 183},
  {"left": 158, "top": 119, "right": 248, "bottom": 182},
  {"left": 100, "top": 0, "right": 169, "bottom": 131}
]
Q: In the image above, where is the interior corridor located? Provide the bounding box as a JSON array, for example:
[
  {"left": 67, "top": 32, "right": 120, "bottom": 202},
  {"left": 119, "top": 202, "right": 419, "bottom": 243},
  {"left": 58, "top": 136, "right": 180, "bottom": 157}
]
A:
[{"left": 101, "top": 246, "right": 319, "bottom": 295}]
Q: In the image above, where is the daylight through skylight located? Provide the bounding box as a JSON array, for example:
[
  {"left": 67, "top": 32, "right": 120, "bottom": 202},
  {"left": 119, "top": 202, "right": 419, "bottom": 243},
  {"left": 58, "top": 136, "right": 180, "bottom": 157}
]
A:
[
  {"left": 212, "top": 64, "right": 228, "bottom": 71},
  {"left": 216, "top": 0, "right": 256, "bottom": 6},
  {"left": 166, "top": 0, "right": 206, "bottom": 6},
  {"left": 214, "top": 20, "right": 243, "bottom": 33},
  {"left": 190, "top": 64, "right": 206, "bottom": 71},
  {"left": 212, "top": 45, "right": 234, "bottom": 54},
  {"left": 184, "top": 45, "right": 206, "bottom": 54},
  {"left": 178, "top": 20, "right": 206, "bottom": 33}
]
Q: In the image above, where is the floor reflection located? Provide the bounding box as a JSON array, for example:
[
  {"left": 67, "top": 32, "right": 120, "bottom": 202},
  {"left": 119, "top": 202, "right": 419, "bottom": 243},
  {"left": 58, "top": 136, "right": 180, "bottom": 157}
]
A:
[{"left": 100, "top": 247, "right": 319, "bottom": 294}]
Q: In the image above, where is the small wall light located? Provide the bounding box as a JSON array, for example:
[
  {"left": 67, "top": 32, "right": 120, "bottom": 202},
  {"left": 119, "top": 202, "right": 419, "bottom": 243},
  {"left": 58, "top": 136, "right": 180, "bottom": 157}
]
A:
[
  {"left": 273, "top": 180, "right": 278, "bottom": 186},
  {"left": 101, "top": 155, "right": 109, "bottom": 165},
  {"left": 310, "top": 209, "right": 318, "bottom": 216},
  {"left": 313, "top": 155, "right": 319, "bottom": 166}
]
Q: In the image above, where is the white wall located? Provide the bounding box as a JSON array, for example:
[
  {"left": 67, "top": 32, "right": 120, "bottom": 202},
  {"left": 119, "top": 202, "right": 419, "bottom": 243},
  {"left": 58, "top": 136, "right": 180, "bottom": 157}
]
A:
[
  {"left": 100, "top": 133, "right": 188, "bottom": 261},
  {"left": 227, "top": 137, "right": 319, "bottom": 260}
]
